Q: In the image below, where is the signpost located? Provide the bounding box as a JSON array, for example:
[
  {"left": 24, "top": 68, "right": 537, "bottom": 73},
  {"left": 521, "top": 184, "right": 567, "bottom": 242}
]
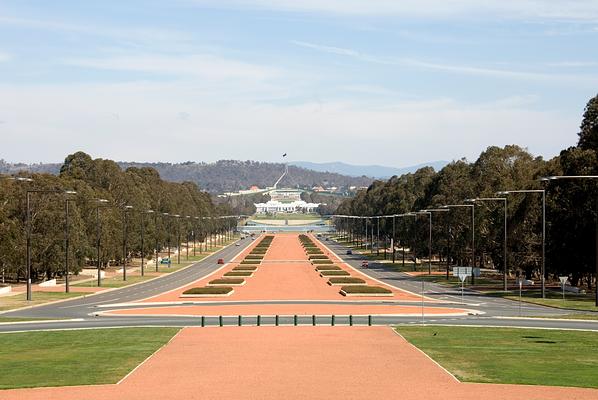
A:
[
  {"left": 518, "top": 279, "right": 523, "bottom": 317},
  {"left": 559, "top": 276, "right": 569, "bottom": 302},
  {"left": 458, "top": 273, "right": 468, "bottom": 302}
]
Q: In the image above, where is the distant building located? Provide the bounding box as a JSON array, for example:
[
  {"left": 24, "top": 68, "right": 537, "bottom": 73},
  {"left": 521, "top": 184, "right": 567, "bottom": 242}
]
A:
[{"left": 255, "top": 188, "right": 319, "bottom": 214}]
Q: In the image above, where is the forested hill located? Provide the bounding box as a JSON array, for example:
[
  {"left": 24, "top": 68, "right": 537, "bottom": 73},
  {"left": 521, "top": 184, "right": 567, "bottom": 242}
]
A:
[{"left": 0, "top": 159, "right": 373, "bottom": 193}]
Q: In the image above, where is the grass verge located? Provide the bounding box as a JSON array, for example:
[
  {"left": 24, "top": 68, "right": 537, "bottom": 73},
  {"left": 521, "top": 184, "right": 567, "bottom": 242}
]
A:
[
  {"left": 0, "top": 327, "right": 179, "bottom": 389},
  {"left": 395, "top": 325, "right": 598, "bottom": 389}
]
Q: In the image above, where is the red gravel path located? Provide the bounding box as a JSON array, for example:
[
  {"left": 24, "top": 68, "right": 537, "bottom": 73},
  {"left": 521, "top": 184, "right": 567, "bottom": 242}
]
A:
[{"left": 2, "top": 326, "right": 596, "bottom": 400}]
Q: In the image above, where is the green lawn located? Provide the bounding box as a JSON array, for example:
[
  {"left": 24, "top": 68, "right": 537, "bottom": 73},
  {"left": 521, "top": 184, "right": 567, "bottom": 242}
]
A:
[
  {"left": 483, "top": 290, "right": 598, "bottom": 312},
  {"left": 0, "top": 327, "right": 179, "bottom": 389},
  {"left": 0, "top": 317, "right": 65, "bottom": 323},
  {"left": 0, "top": 291, "right": 86, "bottom": 312},
  {"left": 530, "top": 313, "right": 598, "bottom": 321},
  {"left": 396, "top": 326, "right": 598, "bottom": 388},
  {"left": 73, "top": 274, "right": 156, "bottom": 288}
]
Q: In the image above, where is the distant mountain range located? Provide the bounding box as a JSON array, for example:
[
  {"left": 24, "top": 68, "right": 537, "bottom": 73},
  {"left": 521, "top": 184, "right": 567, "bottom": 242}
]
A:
[
  {"left": 0, "top": 158, "right": 448, "bottom": 193},
  {"left": 290, "top": 161, "right": 449, "bottom": 179}
]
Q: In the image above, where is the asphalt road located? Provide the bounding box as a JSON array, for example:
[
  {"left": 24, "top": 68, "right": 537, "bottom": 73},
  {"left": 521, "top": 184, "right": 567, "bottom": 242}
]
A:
[{"left": 1, "top": 235, "right": 598, "bottom": 333}]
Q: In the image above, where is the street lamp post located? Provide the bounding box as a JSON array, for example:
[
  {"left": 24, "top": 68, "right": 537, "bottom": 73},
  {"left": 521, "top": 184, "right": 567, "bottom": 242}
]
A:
[
  {"left": 419, "top": 209, "right": 450, "bottom": 276},
  {"left": 185, "top": 216, "right": 191, "bottom": 261},
  {"left": 122, "top": 205, "right": 133, "bottom": 281},
  {"left": 541, "top": 175, "right": 598, "bottom": 306},
  {"left": 472, "top": 197, "right": 508, "bottom": 291},
  {"left": 443, "top": 204, "right": 475, "bottom": 284},
  {"left": 63, "top": 192, "right": 77, "bottom": 293},
  {"left": 140, "top": 210, "right": 153, "bottom": 277},
  {"left": 96, "top": 199, "right": 109, "bottom": 287},
  {"left": 497, "top": 190, "right": 545, "bottom": 297}
]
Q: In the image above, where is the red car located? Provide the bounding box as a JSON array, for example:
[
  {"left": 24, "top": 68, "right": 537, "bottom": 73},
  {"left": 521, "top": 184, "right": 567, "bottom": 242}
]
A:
[{"left": 217, "top": 258, "right": 224, "bottom": 265}]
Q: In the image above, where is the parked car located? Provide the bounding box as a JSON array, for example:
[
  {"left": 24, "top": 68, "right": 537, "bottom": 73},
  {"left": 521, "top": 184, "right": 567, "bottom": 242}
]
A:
[
  {"left": 160, "top": 258, "right": 171, "bottom": 265},
  {"left": 346, "top": 249, "right": 353, "bottom": 255},
  {"left": 361, "top": 260, "right": 369, "bottom": 268},
  {"left": 217, "top": 258, "right": 224, "bottom": 264}
]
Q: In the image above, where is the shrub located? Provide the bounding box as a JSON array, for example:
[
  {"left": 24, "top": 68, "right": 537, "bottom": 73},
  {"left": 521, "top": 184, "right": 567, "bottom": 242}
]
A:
[
  {"left": 340, "top": 285, "right": 392, "bottom": 294},
  {"left": 208, "top": 278, "right": 244, "bottom": 285},
  {"left": 241, "top": 260, "right": 261, "bottom": 264},
  {"left": 224, "top": 271, "right": 253, "bottom": 277},
  {"left": 328, "top": 277, "right": 365, "bottom": 284},
  {"left": 309, "top": 255, "right": 329, "bottom": 260},
  {"left": 233, "top": 266, "right": 258, "bottom": 271},
  {"left": 315, "top": 266, "right": 341, "bottom": 271},
  {"left": 312, "top": 259, "right": 333, "bottom": 264},
  {"left": 183, "top": 287, "right": 233, "bottom": 295},
  {"left": 320, "top": 270, "right": 350, "bottom": 276},
  {"left": 245, "top": 255, "right": 264, "bottom": 260}
]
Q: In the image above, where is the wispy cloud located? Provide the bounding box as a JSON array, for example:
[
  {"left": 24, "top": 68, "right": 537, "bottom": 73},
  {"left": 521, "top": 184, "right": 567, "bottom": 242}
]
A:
[
  {"left": 189, "top": 0, "right": 598, "bottom": 21},
  {"left": 292, "top": 40, "right": 598, "bottom": 84},
  {"left": 64, "top": 53, "right": 281, "bottom": 82},
  {"left": 0, "top": 52, "right": 12, "bottom": 63}
]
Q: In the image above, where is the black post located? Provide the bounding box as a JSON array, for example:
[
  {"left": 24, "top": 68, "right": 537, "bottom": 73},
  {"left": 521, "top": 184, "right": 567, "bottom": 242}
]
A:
[
  {"left": 96, "top": 205, "right": 102, "bottom": 287},
  {"left": 26, "top": 191, "right": 32, "bottom": 300},
  {"left": 140, "top": 211, "right": 145, "bottom": 277},
  {"left": 64, "top": 199, "right": 70, "bottom": 293}
]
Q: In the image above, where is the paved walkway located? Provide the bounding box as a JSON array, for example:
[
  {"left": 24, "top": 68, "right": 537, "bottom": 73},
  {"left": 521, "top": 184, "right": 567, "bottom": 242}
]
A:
[{"left": 3, "top": 326, "right": 596, "bottom": 400}]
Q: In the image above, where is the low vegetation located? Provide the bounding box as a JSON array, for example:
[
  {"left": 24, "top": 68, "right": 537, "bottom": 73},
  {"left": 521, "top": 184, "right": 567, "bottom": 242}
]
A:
[
  {"left": 315, "top": 265, "right": 341, "bottom": 271},
  {"left": 0, "top": 328, "right": 179, "bottom": 389},
  {"left": 182, "top": 287, "right": 233, "bottom": 295},
  {"left": 240, "top": 260, "right": 261, "bottom": 264},
  {"left": 0, "top": 291, "right": 86, "bottom": 312},
  {"left": 340, "top": 285, "right": 392, "bottom": 294},
  {"left": 233, "top": 266, "right": 258, "bottom": 271},
  {"left": 328, "top": 277, "right": 366, "bottom": 285},
  {"left": 208, "top": 278, "right": 244, "bottom": 285},
  {"left": 396, "top": 326, "right": 598, "bottom": 389},
  {"left": 320, "top": 270, "right": 350, "bottom": 276},
  {"left": 312, "top": 259, "right": 333, "bottom": 264},
  {"left": 224, "top": 271, "right": 253, "bottom": 277}
]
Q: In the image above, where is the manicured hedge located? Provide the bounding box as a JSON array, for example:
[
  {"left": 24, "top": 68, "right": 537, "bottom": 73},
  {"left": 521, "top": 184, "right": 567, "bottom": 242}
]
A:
[
  {"left": 315, "top": 266, "right": 341, "bottom": 271},
  {"left": 340, "top": 285, "right": 392, "bottom": 294},
  {"left": 233, "top": 266, "right": 258, "bottom": 271},
  {"left": 209, "top": 278, "right": 244, "bottom": 285},
  {"left": 183, "top": 287, "right": 233, "bottom": 295},
  {"left": 245, "top": 255, "right": 263, "bottom": 260},
  {"left": 312, "top": 259, "right": 333, "bottom": 265},
  {"left": 308, "top": 255, "right": 329, "bottom": 260},
  {"left": 320, "top": 270, "right": 350, "bottom": 276},
  {"left": 328, "top": 277, "right": 365, "bottom": 284},
  {"left": 224, "top": 271, "right": 253, "bottom": 277},
  {"left": 241, "top": 260, "right": 261, "bottom": 264}
]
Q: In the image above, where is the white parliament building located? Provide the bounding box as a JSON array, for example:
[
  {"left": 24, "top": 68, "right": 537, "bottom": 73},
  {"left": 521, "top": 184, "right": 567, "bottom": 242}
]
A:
[{"left": 254, "top": 188, "right": 320, "bottom": 214}]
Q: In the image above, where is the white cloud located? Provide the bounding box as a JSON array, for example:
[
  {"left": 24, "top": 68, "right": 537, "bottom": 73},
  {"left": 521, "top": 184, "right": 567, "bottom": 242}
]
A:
[
  {"left": 292, "top": 40, "right": 598, "bottom": 85},
  {"left": 0, "top": 81, "right": 579, "bottom": 166},
  {"left": 65, "top": 53, "right": 281, "bottom": 82},
  {"left": 0, "top": 52, "right": 12, "bottom": 62},
  {"left": 189, "top": 0, "right": 598, "bottom": 20}
]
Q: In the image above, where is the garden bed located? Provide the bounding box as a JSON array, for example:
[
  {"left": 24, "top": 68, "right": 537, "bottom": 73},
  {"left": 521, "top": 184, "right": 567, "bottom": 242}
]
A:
[
  {"left": 328, "top": 277, "right": 366, "bottom": 286},
  {"left": 241, "top": 260, "right": 261, "bottom": 264},
  {"left": 309, "top": 255, "right": 329, "bottom": 260},
  {"left": 319, "top": 270, "right": 350, "bottom": 277},
  {"left": 233, "top": 266, "right": 258, "bottom": 271},
  {"left": 244, "top": 255, "right": 264, "bottom": 260},
  {"left": 224, "top": 271, "right": 253, "bottom": 277},
  {"left": 315, "top": 266, "right": 341, "bottom": 271},
  {"left": 181, "top": 287, "right": 234, "bottom": 297},
  {"left": 311, "top": 259, "right": 333, "bottom": 265},
  {"left": 340, "top": 285, "right": 393, "bottom": 297},
  {"left": 208, "top": 278, "right": 245, "bottom": 286}
]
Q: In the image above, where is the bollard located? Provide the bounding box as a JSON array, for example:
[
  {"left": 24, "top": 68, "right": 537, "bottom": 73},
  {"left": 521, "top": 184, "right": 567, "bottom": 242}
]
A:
[
  {"left": 368, "top": 315, "right": 372, "bottom": 326},
  {"left": 201, "top": 316, "right": 205, "bottom": 327},
  {"left": 331, "top": 315, "right": 335, "bottom": 326},
  {"left": 275, "top": 315, "right": 279, "bottom": 326},
  {"left": 238, "top": 315, "right": 242, "bottom": 326},
  {"left": 219, "top": 315, "right": 223, "bottom": 327},
  {"left": 349, "top": 315, "right": 353, "bottom": 326},
  {"left": 257, "top": 315, "right": 261, "bottom": 326},
  {"left": 312, "top": 314, "right": 316, "bottom": 326},
  {"left": 294, "top": 315, "right": 298, "bottom": 326}
]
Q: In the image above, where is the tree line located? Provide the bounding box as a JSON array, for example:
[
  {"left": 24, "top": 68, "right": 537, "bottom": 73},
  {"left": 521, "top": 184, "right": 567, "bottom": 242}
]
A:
[
  {"left": 335, "top": 94, "right": 598, "bottom": 289},
  {"left": 0, "top": 151, "right": 233, "bottom": 283}
]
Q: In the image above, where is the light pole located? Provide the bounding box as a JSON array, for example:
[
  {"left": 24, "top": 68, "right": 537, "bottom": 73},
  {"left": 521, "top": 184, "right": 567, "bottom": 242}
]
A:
[
  {"left": 140, "top": 210, "right": 153, "bottom": 277},
  {"left": 471, "top": 197, "right": 508, "bottom": 291},
  {"left": 442, "top": 204, "right": 475, "bottom": 284},
  {"left": 96, "top": 199, "right": 109, "bottom": 287},
  {"left": 162, "top": 213, "right": 171, "bottom": 267},
  {"left": 63, "top": 191, "right": 77, "bottom": 293},
  {"left": 154, "top": 211, "right": 160, "bottom": 272},
  {"left": 122, "top": 205, "right": 133, "bottom": 281},
  {"left": 541, "top": 175, "right": 598, "bottom": 306},
  {"left": 185, "top": 216, "right": 191, "bottom": 261},
  {"left": 173, "top": 214, "right": 181, "bottom": 265},
  {"left": 420, "top": 209, "right": 450, "bottom": 275},
  {"left": 497, "top": 189, "right": 545, "bottom": 298}
]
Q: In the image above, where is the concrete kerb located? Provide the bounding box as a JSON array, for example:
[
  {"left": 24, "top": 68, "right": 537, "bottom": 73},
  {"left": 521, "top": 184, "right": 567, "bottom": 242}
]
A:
[{"left": 0, "top": 238, "right": 242, "bottom": 317}]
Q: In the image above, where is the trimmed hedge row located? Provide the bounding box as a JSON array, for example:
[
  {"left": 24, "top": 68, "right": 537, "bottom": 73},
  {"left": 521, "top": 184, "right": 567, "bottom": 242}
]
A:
[
  {"left": 315, "top": 266, "right": 341, "bottom": 271},
  {"left": 224, "top": 271, "right": 253, "bottom": 277},
  {"left": 209, "top": 278, "right": 244, "bottom": 285},
  {"left": 183, "top": 287, "right": 233, "bottom": 295},
  {"left": 340, "top": 285, "right": 392, "bottom": 294},
  {"left": 320, "top": 270, "right": 350, "bottom": 276},
  {"left": 233, "top": 266, "right": 258, "bottom": 271},
  {"left": 328, "top": 277, "right": 365, "bottom": 284}
]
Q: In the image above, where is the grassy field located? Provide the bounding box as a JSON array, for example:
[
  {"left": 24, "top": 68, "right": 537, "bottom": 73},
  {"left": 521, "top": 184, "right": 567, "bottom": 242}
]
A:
[
  {"left": 396, "top": 325, "right": 598, "bottom": 388},
  {"left": 0, "top": 327, "right": 179, "bottom": 389},
  {"left": 483, "top": 290, "right": 598, "bottom": 312},
  {"left": 0, "top": 291, "right": 85, "bottom": 312}
]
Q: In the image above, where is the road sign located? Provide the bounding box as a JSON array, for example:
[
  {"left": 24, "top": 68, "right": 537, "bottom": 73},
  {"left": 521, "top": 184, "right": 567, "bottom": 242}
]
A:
[{"left": 452, "top": 267, "right": 481, "bottom": 277}]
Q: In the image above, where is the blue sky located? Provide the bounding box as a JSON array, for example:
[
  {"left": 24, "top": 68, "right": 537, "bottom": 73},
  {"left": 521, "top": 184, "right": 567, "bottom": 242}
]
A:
[{"left": 1, "top": 0, "right": 597, "bottom": 167}]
